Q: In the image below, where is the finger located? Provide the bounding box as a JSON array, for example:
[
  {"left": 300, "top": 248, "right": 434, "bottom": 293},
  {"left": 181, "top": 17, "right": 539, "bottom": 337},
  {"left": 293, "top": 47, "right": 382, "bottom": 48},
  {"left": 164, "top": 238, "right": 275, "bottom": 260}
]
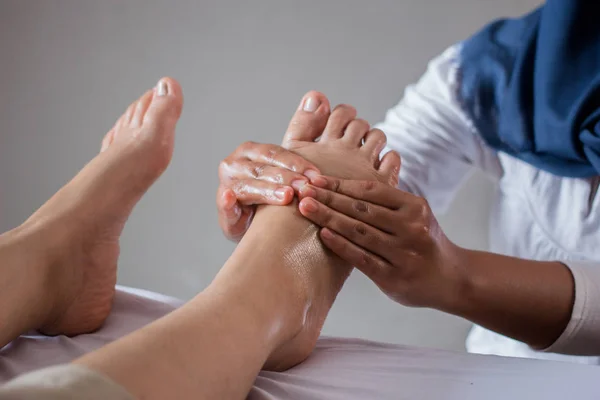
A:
[
  {"left": 225, "top": 142, "right": 320, "bottom": 178},
  {"left": 308, "top": 177, "right": 414, "bottom": 209},
  {"left": 217, "top": 186, "right": 242, "bottom": 224},
  {"left": 231, "top": 179, "right": 294, "bottom": 206},
  {"left": 298, "top": 184, "right": 397, "bottom": 233},
  {"left": 298, "top": 197, "right": 395, "bottom": 258},
  {"left": 221, "top": 159, "right": 312, "bottom": 191},
  {"left": 320, "top": 228, "right": 392, "bottom": 283},
  {"left": 216, "top": 187, "right": 254, "bottom": 242}
]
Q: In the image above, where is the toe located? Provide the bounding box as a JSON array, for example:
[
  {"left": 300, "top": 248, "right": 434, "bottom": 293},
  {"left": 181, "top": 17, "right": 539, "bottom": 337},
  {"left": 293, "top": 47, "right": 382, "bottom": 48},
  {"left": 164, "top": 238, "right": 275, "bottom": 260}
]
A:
[
  {"left": 114, "top": 102, "right": 136, "bottom": 134},
  {"left": 143, "top": 77, "right": 184, "bottom": 127},
  {"left": 362, "top": 128, "right": 387, "bottom": 163},
  {"left": 343, "top": 118, "right": 370, "bottom": 147},
  {"left": 378, "top": 150, "right": 401, "bottom": 186},
  {"left": 282, "top": 91, "right": 331, "bottom": 145},
  {"left": 100, "top": 129, "right": 115, "bottom": 153},
  {"left": 130, "top": 90, "right": 154, "bottom": 128},
  {"left": 320, "top": 104, "right": 357, "bottom": 141}
]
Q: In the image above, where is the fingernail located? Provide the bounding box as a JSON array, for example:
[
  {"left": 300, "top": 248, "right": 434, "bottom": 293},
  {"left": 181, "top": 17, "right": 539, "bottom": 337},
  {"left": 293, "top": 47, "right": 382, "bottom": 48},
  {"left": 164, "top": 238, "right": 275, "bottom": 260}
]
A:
[
  {"left": 304, "top": 169, "right": 320, "bottom": 180},
  {"left": 311, "top": 176, "right": 328, "bottom": 187},
  {"left": 156, "top": 79, "right": 168, "bottom": 96},
  {"left": 300, "top": 198, "right": 318, "bottom": 213},
  {"left": 274, "top": 187, "right": 290, "bottom": 200},
  {"left": 291, "top": 179, "right": 307, "bottom": 191},
  {"left": 231, "top": 203, "right": 241, "bottom": 217},
  {"left": 299, "top": 185, "right": 317, "bottom": 198},
  {"left": 321, "top": 228, "right": 335, "bottom": 240},
  {"left": 302, "top": 96, "right": 319, "bottom": 112}
]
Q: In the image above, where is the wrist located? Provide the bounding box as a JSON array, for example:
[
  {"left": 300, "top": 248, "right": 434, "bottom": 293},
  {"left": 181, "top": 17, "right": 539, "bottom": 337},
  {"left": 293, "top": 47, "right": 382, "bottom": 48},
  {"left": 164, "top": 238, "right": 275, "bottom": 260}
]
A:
[{"left": 430, "top": 243, "right": 474, "bottom": 316}]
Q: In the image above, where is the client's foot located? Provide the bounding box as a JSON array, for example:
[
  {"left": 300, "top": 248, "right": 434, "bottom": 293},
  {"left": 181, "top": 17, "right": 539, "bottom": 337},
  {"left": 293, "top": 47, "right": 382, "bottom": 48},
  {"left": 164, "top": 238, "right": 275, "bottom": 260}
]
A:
[
  {"left": 269, "top": 93, "right": 400, "bottom": 368},
  {"left": 220, "top": 91, "right": 400, "bottom": 371},
  {"left": 18, "top": 78, "right": 183, "bottom": 335}
]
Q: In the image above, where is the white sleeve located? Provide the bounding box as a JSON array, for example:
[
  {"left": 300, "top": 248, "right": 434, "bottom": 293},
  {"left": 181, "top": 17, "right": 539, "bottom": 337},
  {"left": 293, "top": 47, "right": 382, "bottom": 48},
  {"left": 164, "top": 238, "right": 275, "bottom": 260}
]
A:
[
  {"left": 375, "top": 45, "right": 501, "bottom": 215},
  {"left": 544, "top": 262, "right": 600, "bottom": 355}
]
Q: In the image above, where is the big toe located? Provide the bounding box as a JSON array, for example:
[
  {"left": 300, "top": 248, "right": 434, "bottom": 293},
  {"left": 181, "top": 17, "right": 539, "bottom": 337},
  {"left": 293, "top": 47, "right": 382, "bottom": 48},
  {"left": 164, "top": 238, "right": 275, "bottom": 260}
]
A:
[
  {"left": 143, "top": 77, "right": 184, "bottom": 130},
  {"left": 282, "top": 91, "right": 331, "bottom": 146}
]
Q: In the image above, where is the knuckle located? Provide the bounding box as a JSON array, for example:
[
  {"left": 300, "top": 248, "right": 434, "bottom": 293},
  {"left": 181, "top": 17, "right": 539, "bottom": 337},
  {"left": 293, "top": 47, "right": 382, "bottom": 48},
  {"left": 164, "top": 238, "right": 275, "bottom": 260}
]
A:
[
  {"left": 352, "top": 200, "right": 369, "bottom": 214},
  {"left": 360, "top": 180, "right": 376, "bottom": 193},
  {"left": 353, "top": 222, "right": 368, "bottom": 236},
  {"left": 330, "top": 178, "right": 342, "bottom": 193},
  {"left": 240, "top": 141, "right": 257, "bottom": 152},
  {"left": 359, "top": 251, "right": 372, "bottom": 268},
  {"left": 266, "top": 145, "right": 284, "bottom": 161},
  {"left": 251, "top": 164, "right": 267, "bottom": 178},
  {"left": 321, "top": 190, "right": 335, "bottom": 206}
]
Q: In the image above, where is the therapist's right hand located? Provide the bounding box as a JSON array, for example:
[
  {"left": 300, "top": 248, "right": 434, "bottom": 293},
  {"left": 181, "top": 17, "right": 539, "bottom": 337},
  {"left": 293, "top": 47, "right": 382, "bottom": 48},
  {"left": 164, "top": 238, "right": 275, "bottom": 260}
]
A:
[{"left": 217, "top": 141, "right": 320, "bottom": 241}]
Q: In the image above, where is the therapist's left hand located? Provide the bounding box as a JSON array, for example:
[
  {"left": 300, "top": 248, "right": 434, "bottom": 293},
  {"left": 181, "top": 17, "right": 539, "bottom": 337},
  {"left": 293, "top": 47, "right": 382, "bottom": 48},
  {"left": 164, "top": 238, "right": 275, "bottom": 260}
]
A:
[{"left": 297, "top": 176, "right": 467, "bottom": 309}]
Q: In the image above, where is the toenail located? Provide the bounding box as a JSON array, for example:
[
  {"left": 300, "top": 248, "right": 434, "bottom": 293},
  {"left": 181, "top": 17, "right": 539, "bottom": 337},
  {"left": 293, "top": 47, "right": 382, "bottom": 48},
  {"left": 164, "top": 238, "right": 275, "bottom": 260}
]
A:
[
  {"left": 302, "top": 96, "right": 319, "bottom": 112},
  {"left": 304, "top": 169, "right": 319, "bottom": 180},
  {"left": 156, "top": 79, "right": 168, "bottom": 96},
  {"left": 274, "top": 187, "right": 290, "bottom": 200},
  {"left": 291, "top": 179, "right": 307, "bottom": 191}
]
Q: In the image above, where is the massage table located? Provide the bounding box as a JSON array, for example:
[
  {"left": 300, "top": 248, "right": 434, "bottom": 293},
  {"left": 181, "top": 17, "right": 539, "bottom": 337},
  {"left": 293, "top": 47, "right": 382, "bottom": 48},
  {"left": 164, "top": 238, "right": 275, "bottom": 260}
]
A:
[{"left": 1, "top": 287, "right": 598, "bottom": 399}]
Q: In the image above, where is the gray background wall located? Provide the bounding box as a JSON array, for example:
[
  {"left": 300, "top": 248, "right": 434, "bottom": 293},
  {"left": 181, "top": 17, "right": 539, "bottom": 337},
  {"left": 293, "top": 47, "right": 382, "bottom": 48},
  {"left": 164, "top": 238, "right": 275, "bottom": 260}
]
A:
[{"left": 0, "top": 0, "right": 542, "bottom": 351}]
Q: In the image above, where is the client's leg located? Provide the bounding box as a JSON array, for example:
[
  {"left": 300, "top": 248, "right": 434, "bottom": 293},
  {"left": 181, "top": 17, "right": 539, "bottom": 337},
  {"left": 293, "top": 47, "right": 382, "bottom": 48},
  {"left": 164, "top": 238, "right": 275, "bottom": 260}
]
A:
[
  {"left": 74, "top": 92, "right": 400, "bottom": 400},
  {"left": 229, "top": 92, "right": 401, "bottom": 370},
  {"left": 0, "top": 78, "right": 182, "bottom": 347}
]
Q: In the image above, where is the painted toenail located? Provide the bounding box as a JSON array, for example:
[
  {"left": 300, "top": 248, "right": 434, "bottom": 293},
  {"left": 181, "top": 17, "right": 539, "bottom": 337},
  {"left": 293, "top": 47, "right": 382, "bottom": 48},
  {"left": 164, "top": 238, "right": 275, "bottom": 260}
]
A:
[
  {"left": 274, "top": 187, "right": 290, "bottom": 200},
  {"left": 304, "top": 169, "right": 319, "bottom": 180},
  {"left": 302, "top": 96, "right": 319, "bottom": 112},
  {"left": 156, "top": 79, "right": 168, "bottom": 96}
]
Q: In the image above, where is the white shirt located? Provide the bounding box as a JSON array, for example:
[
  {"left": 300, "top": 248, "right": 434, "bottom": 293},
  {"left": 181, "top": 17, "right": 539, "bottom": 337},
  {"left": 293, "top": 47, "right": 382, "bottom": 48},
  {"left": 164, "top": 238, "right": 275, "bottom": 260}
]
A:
[{"left": 376, "top": 45, "right": 600, "bottom": 364}]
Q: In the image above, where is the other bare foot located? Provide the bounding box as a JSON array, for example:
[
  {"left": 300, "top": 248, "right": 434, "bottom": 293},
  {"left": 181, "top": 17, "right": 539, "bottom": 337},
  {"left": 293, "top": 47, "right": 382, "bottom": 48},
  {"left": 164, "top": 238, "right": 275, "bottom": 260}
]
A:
[{"left": 19, "top": 78, "right": 183, "bottom": 336}]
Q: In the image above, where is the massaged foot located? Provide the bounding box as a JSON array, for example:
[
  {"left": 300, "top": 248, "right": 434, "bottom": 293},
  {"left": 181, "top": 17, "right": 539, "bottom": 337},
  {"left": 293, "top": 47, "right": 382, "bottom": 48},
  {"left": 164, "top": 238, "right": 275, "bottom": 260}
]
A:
[
  {"left": 217, "top": 92, "right": 400, "bottom": 371},
  {"left": 15, "top": 78, "right": 183, "bottom": 336}
]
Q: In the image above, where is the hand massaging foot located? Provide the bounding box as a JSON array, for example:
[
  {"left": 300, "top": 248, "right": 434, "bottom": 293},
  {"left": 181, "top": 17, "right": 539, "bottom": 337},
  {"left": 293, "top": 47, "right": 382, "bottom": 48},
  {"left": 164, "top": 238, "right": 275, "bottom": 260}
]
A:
[
  {"left": 15, "top": 78, "right": 183, "bottom": 336},
  {"left": 217, "top": 91, "right": 401, "bottom": 371}
]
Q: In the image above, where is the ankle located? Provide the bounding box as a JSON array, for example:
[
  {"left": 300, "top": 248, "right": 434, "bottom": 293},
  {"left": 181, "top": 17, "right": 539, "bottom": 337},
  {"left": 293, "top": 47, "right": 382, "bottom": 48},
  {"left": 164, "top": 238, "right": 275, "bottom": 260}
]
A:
[{"left": 0, "top": 227, "right": 60, "bottom": 341}]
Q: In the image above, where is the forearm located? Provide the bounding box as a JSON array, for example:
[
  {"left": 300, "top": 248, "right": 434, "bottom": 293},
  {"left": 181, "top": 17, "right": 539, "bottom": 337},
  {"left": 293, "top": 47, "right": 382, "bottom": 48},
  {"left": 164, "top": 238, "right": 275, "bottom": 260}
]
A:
[{"left": 441, "top": 248, "right": 574, "bottom": 350}]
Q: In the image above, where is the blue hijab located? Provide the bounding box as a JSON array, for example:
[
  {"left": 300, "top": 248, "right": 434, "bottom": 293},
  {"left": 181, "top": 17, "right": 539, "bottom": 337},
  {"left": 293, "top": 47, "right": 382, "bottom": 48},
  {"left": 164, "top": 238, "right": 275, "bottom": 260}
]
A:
[{"left": 458, "top": 0, "right": 600, "bottom": 178}]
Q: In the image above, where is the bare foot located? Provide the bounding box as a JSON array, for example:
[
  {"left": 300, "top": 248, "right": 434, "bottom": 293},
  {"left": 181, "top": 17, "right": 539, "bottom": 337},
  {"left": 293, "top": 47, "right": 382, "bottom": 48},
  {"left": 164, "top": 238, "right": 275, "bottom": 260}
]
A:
[
  {"left": 221, "top": 92, "right": 400, "bottom": 371},
  {"left": 18, "top": 78, "right": 183, "bottom": 336}
]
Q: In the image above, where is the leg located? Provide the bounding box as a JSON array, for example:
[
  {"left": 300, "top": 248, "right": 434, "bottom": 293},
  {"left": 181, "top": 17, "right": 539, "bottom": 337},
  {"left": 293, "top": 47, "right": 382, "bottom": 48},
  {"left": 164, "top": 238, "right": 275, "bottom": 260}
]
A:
[
  {"left": 0, "top": 78, "right": 182, "bottom": 347},
  {"left": 73, "top": 91, "right": 400, "bottom": 399}
]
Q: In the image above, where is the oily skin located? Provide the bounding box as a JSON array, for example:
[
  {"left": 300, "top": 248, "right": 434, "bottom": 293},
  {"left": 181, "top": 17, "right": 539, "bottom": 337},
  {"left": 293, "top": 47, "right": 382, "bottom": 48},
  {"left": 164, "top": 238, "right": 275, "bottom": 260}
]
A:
[{"left": 231, "top": 92, "right": 401, "bottom": 371}]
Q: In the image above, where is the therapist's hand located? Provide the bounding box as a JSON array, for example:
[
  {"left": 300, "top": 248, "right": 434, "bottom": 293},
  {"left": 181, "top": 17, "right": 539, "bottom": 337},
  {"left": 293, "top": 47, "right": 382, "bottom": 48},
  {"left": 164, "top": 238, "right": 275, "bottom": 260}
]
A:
[
  {"left": 217, "top": 142, "right": 320, "bottom": 241},
  {"left": 297, "top": 176, "right": 466, "bottom": 309}
]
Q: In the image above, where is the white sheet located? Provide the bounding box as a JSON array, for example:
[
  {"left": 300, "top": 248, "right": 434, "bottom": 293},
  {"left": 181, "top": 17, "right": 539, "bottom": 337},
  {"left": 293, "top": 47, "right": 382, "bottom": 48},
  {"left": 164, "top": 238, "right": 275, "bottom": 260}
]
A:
[{"left": 1, "top": 287, "right": 598, "bottom": 399}]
